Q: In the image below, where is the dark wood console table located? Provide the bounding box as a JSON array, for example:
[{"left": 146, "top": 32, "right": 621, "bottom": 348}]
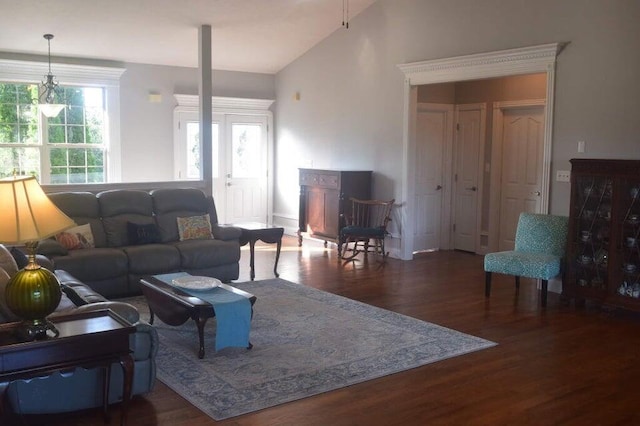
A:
[
  {"left": 0, "top": 309, "right": 135, "bottom": 425},
  {"left": 235, "top": 222, "right": 285, "bottom": 281},
  {"left": 298, "top": 169, "right": 372, "bottom": 247}
]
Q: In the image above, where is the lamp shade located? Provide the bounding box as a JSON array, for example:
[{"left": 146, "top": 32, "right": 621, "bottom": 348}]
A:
[{"left": 0, "top": 176, "right": 76, "bottom": 244}]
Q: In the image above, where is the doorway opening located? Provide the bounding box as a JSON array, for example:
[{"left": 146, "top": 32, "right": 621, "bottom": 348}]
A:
[
  {"left": 398, "top": 43, "right": 563, "bottom": 260},
  {"left": 173, "top": 95, "right": 274, "bottom": 225},
  {"left": 414, "top": 73, "right": 547, "bottom": 255}
]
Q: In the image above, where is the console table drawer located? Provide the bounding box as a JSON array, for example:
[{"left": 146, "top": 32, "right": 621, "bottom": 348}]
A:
[
  {"left": 318, "top": 173, "right": 339, "bottom": 189},
  {"left": 299, "top": 171, "right": 319, "bottom": 186}
]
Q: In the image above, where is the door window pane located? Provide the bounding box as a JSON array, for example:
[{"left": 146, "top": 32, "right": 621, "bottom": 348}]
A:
[
  {"left": 186, "top": 122, "right": 219, "bottom": 179},
  {"left": 231, "top": 124, "right": 261, "bottom": 178}
]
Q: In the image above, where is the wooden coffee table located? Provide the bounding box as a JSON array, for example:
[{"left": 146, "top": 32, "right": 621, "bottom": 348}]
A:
[{"left": 139, "top": 276, "right": 256, "bottom": 359}]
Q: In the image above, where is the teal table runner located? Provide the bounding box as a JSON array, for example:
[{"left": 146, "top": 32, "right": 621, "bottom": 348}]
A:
[{"left": 153, "top": 272, "right": 252, "bottom": 351}]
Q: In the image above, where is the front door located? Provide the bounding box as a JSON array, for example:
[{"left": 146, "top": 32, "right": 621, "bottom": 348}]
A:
[
  {"left": 175, "top": 112, "right": 269, "bottom": 225},
  {"left": 497, "top": 104, "right": 545, "bottom": 251},
  {"left": 223, "top": 115, "right": 268, "bottom": 224}
]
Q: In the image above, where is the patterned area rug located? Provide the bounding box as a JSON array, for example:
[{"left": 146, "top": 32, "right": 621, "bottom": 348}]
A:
[{"left": 124, "top": 278, "right": 496, "bottom": 420}]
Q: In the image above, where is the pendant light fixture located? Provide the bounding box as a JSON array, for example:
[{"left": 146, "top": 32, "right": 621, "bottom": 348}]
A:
[
  {"left": 39, "top": 33, "right": 65, "bottom": 118},
  {"left": 342, "top": 0, "right": 350, "bottom": 29}
]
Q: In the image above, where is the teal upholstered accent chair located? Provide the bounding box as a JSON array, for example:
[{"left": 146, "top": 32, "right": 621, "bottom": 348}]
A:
[{"left": 484, "top": 213, "right": 569, "bottom": 307}]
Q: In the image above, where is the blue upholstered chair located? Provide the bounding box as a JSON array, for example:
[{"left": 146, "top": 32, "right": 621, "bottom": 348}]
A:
[{"left": 484, "top": 213, "right": 569, "bottom": 307}]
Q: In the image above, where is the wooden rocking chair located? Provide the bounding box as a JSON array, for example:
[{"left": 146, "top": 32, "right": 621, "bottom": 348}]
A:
[{"left": 338, "top": 198, "right": 394, "bottom": 261}]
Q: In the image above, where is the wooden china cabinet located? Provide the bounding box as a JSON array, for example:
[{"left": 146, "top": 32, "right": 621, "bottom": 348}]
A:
[
  {"left": 566, "top": 159, "right": 640, "bottom": 312},
  {"left": 298, "top": 169, "right": 372, "bottom": 246}
]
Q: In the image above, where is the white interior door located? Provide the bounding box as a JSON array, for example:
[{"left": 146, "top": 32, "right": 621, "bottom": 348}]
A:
[
  {"left": 413, "top": 103, "right": 453, "bottom": 252},
  {"left": 452, "top": 104, "right": 485, "bottom": 253},
  {"left": 497, "top": 104, "right": 545, "bottom": 251},
  {"left": 224, "top": 115, "right": 268, "bottom": 224}
]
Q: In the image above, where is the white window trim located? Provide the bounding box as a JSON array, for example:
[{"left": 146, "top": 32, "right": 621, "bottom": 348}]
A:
[{"left": 0, "top": 58, "right": 125, "bottom": 182}]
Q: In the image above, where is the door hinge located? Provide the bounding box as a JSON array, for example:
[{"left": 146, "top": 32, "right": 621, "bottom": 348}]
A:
[
  {"left": 454, "top": 174, "right": 458, "bottom": 182},
  {"left": 178, "top": 121, "right": 181, "bottom": 130},
  {"left": 453, "top": 223, "right": 456, "bottom": 232},
  {"left": 456, "top": 123, "right": 460, "bottom": 131}
]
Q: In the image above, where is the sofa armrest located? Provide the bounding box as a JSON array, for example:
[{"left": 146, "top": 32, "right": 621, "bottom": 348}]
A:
[
  {"left": 131, "top": 321, "right": 159, "bottom": 360},
  {"left": 71, "top": 301, "right": 140, "bottom": 325},
  {"left": 212, "top": 224, "right": 242, "bottom": 241}
]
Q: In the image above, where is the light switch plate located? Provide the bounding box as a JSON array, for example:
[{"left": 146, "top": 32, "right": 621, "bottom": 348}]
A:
[{"left": 556, "top": 170, "right": 571, "bottom": 182}]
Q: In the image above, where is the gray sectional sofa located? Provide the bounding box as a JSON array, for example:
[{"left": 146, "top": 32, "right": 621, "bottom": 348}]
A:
[
  {"left": 1, "top": 269, "right": 158, "bottom": 416},
  {"left": 37, "top": 188, "right": 241, "bottom": 298}
]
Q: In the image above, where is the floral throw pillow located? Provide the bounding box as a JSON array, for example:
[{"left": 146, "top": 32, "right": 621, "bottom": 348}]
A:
[
  {"left": 177, "top": 214, "right": 213, "bottom": 241},
  {"left": 55, "top": 223, "right": 95, "bottom": 250}
]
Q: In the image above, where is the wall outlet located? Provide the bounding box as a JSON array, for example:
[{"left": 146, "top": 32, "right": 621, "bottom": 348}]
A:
[{"left": 556, "top": 170, "right": 571, "bottom": 182}]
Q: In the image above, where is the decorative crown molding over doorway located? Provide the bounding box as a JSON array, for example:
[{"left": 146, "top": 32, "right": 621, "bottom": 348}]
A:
[{"left": 396, "top": 43, "right": 565, "bottom": 260}]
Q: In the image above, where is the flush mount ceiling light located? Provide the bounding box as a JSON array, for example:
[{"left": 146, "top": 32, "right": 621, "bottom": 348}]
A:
[{"left": 39, "top": 33, "right": 65, "bottom": 118}]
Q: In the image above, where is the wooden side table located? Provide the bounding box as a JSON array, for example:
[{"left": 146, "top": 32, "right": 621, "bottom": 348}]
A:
[
  {"left": 234, "top": 222, "right": 285, "bottom": 281},
  {"left": 0, "top": 309, "right": 135, "bottom": 425}
]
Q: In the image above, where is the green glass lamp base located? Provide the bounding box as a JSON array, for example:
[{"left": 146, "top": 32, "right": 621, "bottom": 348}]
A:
[{"left": 5, "top": 256, "right": 62, "bottom": 340}]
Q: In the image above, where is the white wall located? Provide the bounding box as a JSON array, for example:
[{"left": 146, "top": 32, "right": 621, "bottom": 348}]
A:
[
  {"left": 119, "top": 63, "right": 275, "bottom": 182},
  {"left": 273, "top": 0, "right": 640, "bottom": 237},
  {"left": 0, "top": 51, "right": 276, "bottom": 183}
]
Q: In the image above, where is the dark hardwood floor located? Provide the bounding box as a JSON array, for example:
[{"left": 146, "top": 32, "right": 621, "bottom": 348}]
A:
[{"left": 23, "top": 236, "right": 640, "bottom": 425}]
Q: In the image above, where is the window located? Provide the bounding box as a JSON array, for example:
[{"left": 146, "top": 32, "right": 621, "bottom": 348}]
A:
[
  {"left": 48, "top": 87, "right": 106, "bottom": 184},
  {"left": 0, "top": 82, "right": 106, "bottom": 183},
  {"left": 0, "top": 82, "right": 40, "bottom": 178},
  {"left": 0, "top": 59, "right": 124, "bottom": 185}
]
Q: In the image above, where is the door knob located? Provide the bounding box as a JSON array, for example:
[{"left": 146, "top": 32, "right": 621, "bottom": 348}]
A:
[
  {"left": 226, "top": 182, "right": 232, "bottom": 187},
  {"left": 532, "top": 191, "right": 541, "bottom": 196},
  {"left": 436, "top": 185, "right": 442, "bottom": 190},
  {"left": 465, "top": 186, "right": 477, "bottom": 192}
]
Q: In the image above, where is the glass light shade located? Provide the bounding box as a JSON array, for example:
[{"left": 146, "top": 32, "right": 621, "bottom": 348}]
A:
[{"left": 39, "top": 103, "right": 65, "bottom": 118}]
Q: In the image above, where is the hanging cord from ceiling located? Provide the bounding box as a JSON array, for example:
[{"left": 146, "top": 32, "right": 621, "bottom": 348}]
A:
[{"left": 342, "top": 0, "right": 349, "bottom": 29}]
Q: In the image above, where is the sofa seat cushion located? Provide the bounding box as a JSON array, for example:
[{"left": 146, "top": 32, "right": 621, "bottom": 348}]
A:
[
  {"left": 171, "top": 239, "right": 240, "bottom": 270},
  {"left": 123, "top": 244, "right": 181, "bottom": 275},
  {"left": 51, "top": 248, "right": 128, "bottom": 282}
]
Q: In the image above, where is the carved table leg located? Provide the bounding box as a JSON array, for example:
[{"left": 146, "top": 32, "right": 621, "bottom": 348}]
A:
[
  {"left": 195, "top": 316, "right": 209, "bottom": 359},
  {"left": 119, "top": 354, "right": 134, "bottom": 426},
  {"left": 274, "top": 237, "right": 282, "bottom": 278}
]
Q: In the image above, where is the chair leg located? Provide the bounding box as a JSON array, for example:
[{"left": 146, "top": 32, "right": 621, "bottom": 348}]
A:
[
  {"left": 541, "top": 280, "right": 548, "bottom": 307},
  {"left": 515, "top": 276, "right": 520, "bottom": 291},
  {"left": 485, "top": 272, "right": 492, "bottom": 297}
]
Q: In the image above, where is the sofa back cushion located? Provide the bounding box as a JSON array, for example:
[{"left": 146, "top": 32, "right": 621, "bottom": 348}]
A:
[
  {"left": 151, "top": 188, "right": 216, "bottom": 243},
  {"left": 98, "top": 190, "right": 155, "bottom": 247},
  {"left": 48, "top": 192, "right": 107, "bottom": 248}
]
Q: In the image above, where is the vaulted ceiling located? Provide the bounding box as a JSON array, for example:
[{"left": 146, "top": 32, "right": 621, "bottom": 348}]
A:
[{"left": 0, "top": 0, "right": 377, "bottom": 74}]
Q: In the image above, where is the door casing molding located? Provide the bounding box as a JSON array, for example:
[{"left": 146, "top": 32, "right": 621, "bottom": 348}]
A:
[{"left": 397, "top": 43, "right": 563, "bottom": 260}]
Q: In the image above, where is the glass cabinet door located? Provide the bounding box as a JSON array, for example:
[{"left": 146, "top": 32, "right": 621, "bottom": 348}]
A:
[
  {"left": 616, "top": 179, "right": 640, "bottom": 299},
  {"left": 573, "top": 176, "right": 612, "bottom": 293}
]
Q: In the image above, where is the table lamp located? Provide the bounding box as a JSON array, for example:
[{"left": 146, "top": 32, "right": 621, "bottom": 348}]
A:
[{"left": 0, "top": 176, "right": 76, "bottom": 339}]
